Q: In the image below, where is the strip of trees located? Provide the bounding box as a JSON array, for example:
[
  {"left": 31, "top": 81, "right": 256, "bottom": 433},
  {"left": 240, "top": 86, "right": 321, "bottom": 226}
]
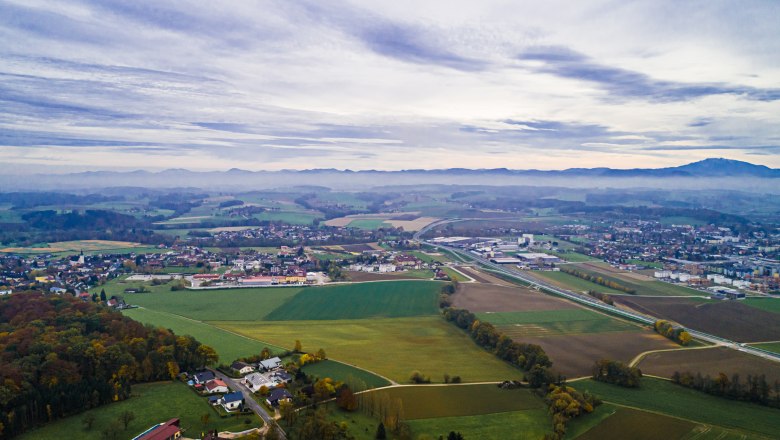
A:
[
  {"left": 586, "top": 290, "right": 613, "bottom": 305},
  {"left": 559, "top": 267, "right": 636, "bottom": 294},
  {"left": 592, "top": 359, "right": 642, "bottom": 388},
  {"left": 0, "top": 292, "right": 218, "bottom": 438},
  {"left": 672, "top": 371, "right": 780, "bottom": 408},
  {"left": 654, "top": 320, "right": 692, "bottom": 345}
]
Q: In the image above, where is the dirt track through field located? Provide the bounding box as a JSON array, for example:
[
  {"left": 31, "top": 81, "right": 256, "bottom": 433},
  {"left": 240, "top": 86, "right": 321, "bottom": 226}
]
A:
[
  {"left": 523, "top": 332, "right": 678, "bottom": 377},
  {"left": 637, "top": 346, "right": 780, "bottom": 384}
]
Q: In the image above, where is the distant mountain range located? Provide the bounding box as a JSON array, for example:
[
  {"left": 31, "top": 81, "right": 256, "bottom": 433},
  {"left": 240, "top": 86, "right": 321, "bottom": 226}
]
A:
[{"left": 1, "top": 158, "right": 778, "bottom": 191}]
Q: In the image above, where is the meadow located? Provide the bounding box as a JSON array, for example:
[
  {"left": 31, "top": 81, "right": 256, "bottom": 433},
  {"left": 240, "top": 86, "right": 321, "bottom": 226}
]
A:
[
  {"left": 102, "top": 284, "right": 302, "bottom": 321},
  {"left": 300, "top": 360, "right": 391, "bottom": 389},
  {"left": 533, "top": 271, "right": 627, "bottom": 295},
  {"left": 481, "top": 310, "right": 639, "bottom": 338},
  {"left": 17, "top": 381, "right": 262, "bottom": 440},
  {"left": 369, "top": 385, "right": 542, "bottom": 419},
  {"left": 570, "top": 263, "right": 705, "bottom": 297},
  {"left": 574, "top": 407, "right": 698, "bottom": 440},
  {"left": 744, "top": 297, "right": 780, "bottom": 314},
  {"left": 213, "top": 317, "right": 523, "bottom": 383},
  {"left": 0, "top": 239, "right": 157, "bottom": 257},
  {"left": 263, "top": 281, "right": 440, "bottom": 320},
  {"left": 122, "top": 307, "right": 284, "bottom": 362},
  {"left": 749, "top": 342, "right": 780, "bottom": 355},
  {"left": 576, "top": 377, "right": 780, "bottom": 437},
  {"left": 407, "top": 409, "right": 551, "bottom": 440}
]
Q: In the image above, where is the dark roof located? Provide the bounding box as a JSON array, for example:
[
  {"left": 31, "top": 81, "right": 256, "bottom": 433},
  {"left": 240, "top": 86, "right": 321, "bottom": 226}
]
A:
[
  {"left": 231, "top": 361, "right": 250, "bottom": 370},
  {"left": 223, "top": 391, "right": 244, "bottom": 404},
  {"left": 194, "top": 371, "right": 216, "bottom": 382},
  {"left": 267, "top": 388, "right": 293, "bottom": 402}
]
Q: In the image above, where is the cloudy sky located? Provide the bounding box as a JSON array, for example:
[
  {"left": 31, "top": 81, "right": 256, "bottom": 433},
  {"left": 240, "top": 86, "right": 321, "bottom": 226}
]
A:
[{"left": 2, "top": 0, "right": 779, "bottom": 172}]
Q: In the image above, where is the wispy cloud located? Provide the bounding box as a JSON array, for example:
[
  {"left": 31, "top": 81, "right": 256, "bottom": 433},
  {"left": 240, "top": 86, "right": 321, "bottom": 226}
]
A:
[{"left": 519, "top": 46, "right": 780, "bottom": 102}]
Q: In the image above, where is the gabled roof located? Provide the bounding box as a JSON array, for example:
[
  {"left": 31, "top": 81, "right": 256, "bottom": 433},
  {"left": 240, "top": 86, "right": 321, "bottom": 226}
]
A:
[
  {"left": 259, "top": 357, "right": 282, "bottom": 369},
  {"left": 194, "top": 371, "right": 216, "bottom": 382},
  {"left": 267, "top": 388, "right": 293, "bottom": 401},
  {"left": 223, "top": 391, "right": 244, "bottom": 404}
]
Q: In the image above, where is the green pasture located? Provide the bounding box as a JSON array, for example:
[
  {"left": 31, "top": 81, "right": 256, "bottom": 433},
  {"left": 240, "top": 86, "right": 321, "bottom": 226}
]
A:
[
  {"left": 122, "top": 307, "right": 284, "bottom": 362},
  {"left": 301, "top": 360, "right": 391, "bottom": 389},
  {"left": 476, "top": 309, "right": 638, "bottom": 338},
  {"left": 252, "top": 211, "right": 320, "bottom": 225},
  {"left": 214, "top": 317, "right": 523, "bottom": 383},
  {"left": 533, "top": 271, "right": 627, "bottom": 295},
  {"left": 18, "top": 381, "right": 262, "bottom": 440},
  {"left": 408, "top": 408, "right": 551, "bottom": 440},
  {"left": 108, "top": 284, "right": 302, "bottom": 321},
  {"left": 749, "top": 342, "right": 780, "bottom": 355},
  {"left": 744, "top": 298, "right": 780, "bottom": 314},
  {"left": 577, "top": 378, "right": 780, "bottom": 438},
  {"left": 263, "top": 281, "right": 440, "bottom": 321},
  {"left": 370, "top": 384, "right": 542, "bottom": 419},
  {"left": 574, "top": 406, "right": 697, "bottom": 440}
]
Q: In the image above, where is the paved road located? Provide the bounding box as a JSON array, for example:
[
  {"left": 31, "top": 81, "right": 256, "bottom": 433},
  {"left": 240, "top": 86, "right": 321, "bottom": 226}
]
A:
[
  {"left": 425, "top": 241, "right": 780, "bottom": 364},
  {"left": 212, "top": 369, "right": 287, "bottom": 440}
]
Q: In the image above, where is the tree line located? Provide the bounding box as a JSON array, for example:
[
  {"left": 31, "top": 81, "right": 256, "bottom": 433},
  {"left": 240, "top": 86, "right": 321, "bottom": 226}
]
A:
[
  {"left": 443, "top": 308, "right": 556, "bottom": 386},
  {"left": 586, "top": 290, "right": 614, "bottom": 305},
  {"left": 672, "top": 371, "right": 780, "bottom": 408},
  {"left": 591, "top": 359, "right": 642, "bottom": 388},
  {"left": 0, "top": 292, "right": 218, "bottom": 438},
  {"left": 558, "top": 267, "right": 636, "bottom": 294},
  {"left": 654, "top": 320, "right": 692, "bottom": 345}
]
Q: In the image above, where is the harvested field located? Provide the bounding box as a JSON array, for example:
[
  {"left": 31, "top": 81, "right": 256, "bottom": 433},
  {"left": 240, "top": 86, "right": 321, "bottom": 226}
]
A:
[
  {"left": 456, "top": 266, "right": 514, "bottom": 286},
  {"left": 345, "top": 271, "right": 432, "bottom": 282},
  {"left": 451, "top": 283, "right": 577, "bottom": 312},
  {"left": 576, "top": 407, "right": 697, "bottom": 440},
  {"left": 613, "top": 296, "right": 780, "bottom": 342},
  {"left": 385, "top": 216, "right": 439, "bottom": 232},
  {"left": 637, "top": 346, "right": 780, "bottom": 384},
  {"left": 521, "top": 332, "right": 677, "bottom": 377}
]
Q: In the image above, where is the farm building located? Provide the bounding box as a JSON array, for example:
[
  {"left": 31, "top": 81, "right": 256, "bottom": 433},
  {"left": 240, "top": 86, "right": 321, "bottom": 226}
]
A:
[
  {"left": 516, "top": 253, "right": 561, "bottom": 264},
  {"left": 131, "top": 418, "right": 181, "bottom": 440}
]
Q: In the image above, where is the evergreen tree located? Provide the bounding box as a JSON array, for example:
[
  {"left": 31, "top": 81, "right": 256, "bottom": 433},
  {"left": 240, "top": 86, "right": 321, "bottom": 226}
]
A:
[{"left": 376, "top": 422, "right": 386, "bottom": 440}]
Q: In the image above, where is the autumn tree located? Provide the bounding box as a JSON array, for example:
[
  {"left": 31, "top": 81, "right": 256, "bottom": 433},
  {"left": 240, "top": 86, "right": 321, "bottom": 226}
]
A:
[
  {"left": 294, "top": 340, "right": 302, "bottom": 353},
  {"left": 279, "top": 400, "right": 296, "bottom": 426},
  {"left": 197, "top": 344, "right": 219, "bottom": 366},
  {"left": 337, "top": 386, "right": 358, "bottom": 411}
]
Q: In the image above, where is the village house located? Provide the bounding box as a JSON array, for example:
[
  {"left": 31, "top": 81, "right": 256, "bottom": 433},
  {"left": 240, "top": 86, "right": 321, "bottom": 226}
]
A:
[
  {"left": 204, "top": 379, "right": 229, "bottom": 394},
  {"left": 266, "top": 388, "right": 293, "bottom": 407},
  {"left": 244, "top": 372, "right": 271, "bottom": 392},
  {"left": 231, "top": 361, "right": 255, "bottom": 375},
  {"left": 221, "top": 391, "right": 244, "bottom": 411},
  {"left": 192, "top": 370, "right": 216, "bottom": 385},
  {"left": 258, "top": 357, "right": 283, "bottom": 371}
]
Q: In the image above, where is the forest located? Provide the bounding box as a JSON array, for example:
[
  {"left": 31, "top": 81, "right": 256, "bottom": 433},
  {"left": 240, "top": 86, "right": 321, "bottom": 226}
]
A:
[{"left": 0, "top": 292, "right": 218, "bottom": 438}]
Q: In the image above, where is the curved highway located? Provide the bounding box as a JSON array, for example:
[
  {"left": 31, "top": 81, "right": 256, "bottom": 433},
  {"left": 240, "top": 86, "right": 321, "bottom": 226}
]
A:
[{"left": 420, "top": 238, "right": 780, "bottom": 364}]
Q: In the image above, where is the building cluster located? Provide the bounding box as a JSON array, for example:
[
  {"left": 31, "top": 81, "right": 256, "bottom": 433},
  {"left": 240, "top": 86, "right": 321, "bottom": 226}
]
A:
[
  {"left": 432, "top": 235, "right": 562, "bottom": 270},
  {"left": 190, "top": 223, "right": 389, "bottom": 246}
]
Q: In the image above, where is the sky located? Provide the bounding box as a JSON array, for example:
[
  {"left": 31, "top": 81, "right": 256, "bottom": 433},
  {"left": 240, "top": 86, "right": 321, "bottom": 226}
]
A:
[{"left": 1, "top": 0, "right": 780, "bottom": 172}]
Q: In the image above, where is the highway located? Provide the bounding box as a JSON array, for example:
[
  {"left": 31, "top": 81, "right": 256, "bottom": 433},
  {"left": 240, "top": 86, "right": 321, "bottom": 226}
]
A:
[{"left": 418, "top": 234, "right": 780, "bottom": 364}]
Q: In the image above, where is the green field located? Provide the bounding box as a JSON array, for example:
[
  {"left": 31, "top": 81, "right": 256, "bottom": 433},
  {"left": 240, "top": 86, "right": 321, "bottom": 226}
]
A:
[
  {"left": 441, "top": 267, "right": 468, "bottom": 282},
  {"left": 408, "top": 251, "right": 451, "bottom": 264},
  {"left": 371, "top": 385, "right": 542, "bottom": 419},
  {"left": 18, "top": 381, "right": 262, "bottom": 440},
  {"left": 744, "top": 298, "right": 780, "bottom": 314},
  {"left": 570, "top": 264, "right": 704, "bottom": 297},
  {"left": 408, "top": 408, "right": 551, "bottom": 440},
  {"left": 0, "top": 240, "right": 161, "bottom": 257},
  {"left": 577, "top": 378, "right": 780, "bottom": 437},
  {"left": 749, "top": 342, "right": 780, "bottom": 355},
  {"left": 214, "top": 317, "right": 523, "bottom": 383},
  {"left": 626, "top": 260, "right": 664, "bottom": 269},
  {"left": 301, "top": 360, "right": 391, "bottom": 389},
  {"left": 264, "top": 281, "right": 440, "bottom": 321},
  {"left": 122, "top": 307, "right": 284, "bottom": 362},
  {"left": 253, "top": 210, "right": 320, "bottom": 225},
  {"left": 476, "top": 309, "right": 637, "bottom": 337},
  {"left": 533, "top": 271, "right": 627, "bottom": 295},
  {"left": 113, "top": 285, "right": 302, "bottom": 321}
]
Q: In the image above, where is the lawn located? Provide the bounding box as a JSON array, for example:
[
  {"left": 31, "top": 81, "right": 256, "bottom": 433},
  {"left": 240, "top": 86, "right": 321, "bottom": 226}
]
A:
[
  {"left": 117, "top": 285, "right": 302, "bottom": 321},
  {"left": 441, "top": 267, "right": 469, "bottom": 282},
  {"left": 626, "top": 260, "right": 664, "bottom": 269},
  {"left": 744, "top": 297, "right": 780, "bottom": 314},
  {"left": 476, "top": 309, "right": 638, "bottom": 337},
  {"left": 122, "top": 307, "right": 285, "bottom": 362},
  {"left": 576, "top": 377, "right": 780, "bottom": 437},
  {"left": 370, "top": 385, "right": 543, "bottom": 419},
  {"left": 301, "top": 360, "right": 391, "bottom": 390},
  {"left": 407, "top": 408, "right": 551, "bottom": 440},
  {"left": 263, "top": 281, "right": 440, "bottom": 321},
  {"left": 17, "top": 381, "right": 262, "bottom": 440},
  {"left": 213, "top": 317, "right": 523, "bottom": 383}
]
